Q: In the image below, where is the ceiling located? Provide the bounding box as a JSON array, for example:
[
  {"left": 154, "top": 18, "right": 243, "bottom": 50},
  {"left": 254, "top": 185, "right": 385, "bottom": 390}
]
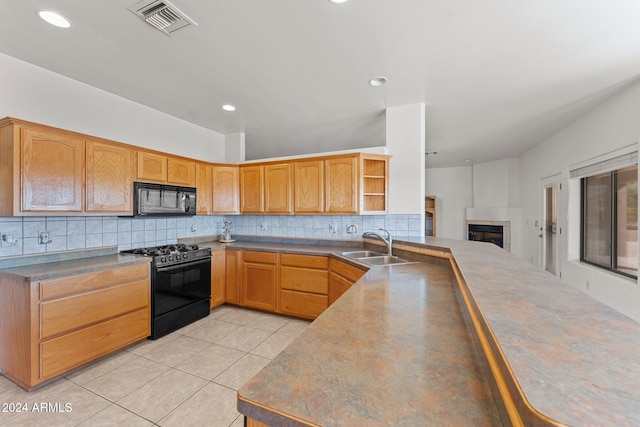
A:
[{"left": 1, "top": 1, "right": 640, "bottom": 167}]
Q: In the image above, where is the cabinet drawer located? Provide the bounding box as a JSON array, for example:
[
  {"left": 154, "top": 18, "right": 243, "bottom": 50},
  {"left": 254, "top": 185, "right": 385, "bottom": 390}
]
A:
[
  {"left": 280, "top": 253, "right": 328, "bottom": 269},
  {"left": 243, "top": 251, "right": 276, "bottom": 264},
  {"left": 330, "top": 258, "right": 367, "bottom": 282},
  {"left": 40, "top": 279, "right": 149, "bottom": 339},
  {"left": 280, "top": 290, "right": 328, "bottom": 319},
  {"left": 40, "top": 308, "right": 149, "bottom": 380},
  {"left": 40, "top": 263, "right": 149, "bottom": 301},
  {"left": 280, "top": 267, "right": 328, "bottom": 294}
]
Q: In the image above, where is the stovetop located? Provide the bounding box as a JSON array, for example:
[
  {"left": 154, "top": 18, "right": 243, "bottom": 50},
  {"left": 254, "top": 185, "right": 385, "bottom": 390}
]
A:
[{"left": 121, "top": 243, "right": 211, "bottom": 266}]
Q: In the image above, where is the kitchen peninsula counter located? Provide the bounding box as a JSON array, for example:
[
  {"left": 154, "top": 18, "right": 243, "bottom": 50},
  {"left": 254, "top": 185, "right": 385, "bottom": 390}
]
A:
[{"left": 234, "top": 236, "right": 640, "bottom": 426}]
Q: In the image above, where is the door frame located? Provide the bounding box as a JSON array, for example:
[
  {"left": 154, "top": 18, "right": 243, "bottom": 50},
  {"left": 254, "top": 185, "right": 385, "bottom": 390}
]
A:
[{"left": 539, "top": 174, "right": 561, "bottom": 275}]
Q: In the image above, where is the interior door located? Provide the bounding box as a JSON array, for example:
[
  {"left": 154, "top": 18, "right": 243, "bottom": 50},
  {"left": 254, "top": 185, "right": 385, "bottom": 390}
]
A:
[{"left": 540, "top": 175, "right": 560, "bottom": 276}]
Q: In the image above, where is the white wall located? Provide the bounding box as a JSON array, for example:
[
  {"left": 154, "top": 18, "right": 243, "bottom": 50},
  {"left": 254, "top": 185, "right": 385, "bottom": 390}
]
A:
[
  {"left": 386, "top": 103, "right": 425, "bottom": 215},
  {"left": 520, "top": 78, "right": 640, "bottom": 322},
  {"left": 472, "top": 158, "right": 519, "bottom": 207},
  {"left": 0, "top": 52, "right": 226, "bottom": 162},
  {"left": 425, "top": 166, "right": 473, "bottom": 240}
]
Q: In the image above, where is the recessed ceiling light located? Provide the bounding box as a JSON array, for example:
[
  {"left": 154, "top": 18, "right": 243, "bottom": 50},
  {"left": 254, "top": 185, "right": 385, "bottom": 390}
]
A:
[
  {"left": 464, "top": 159, "right": 473, "bottom": 163},
  {"left": 222, "top": 104, "right": 236, "bottom": 112},
  {"left": 425, "top": 151, "right": 438, "bottom": 156},
  {"left": 369, "top": 76, "right": 388, "bottom": 87},
  {"left": 328, "top": 0, "right": 349, "bottom": 4},
  {"left": 37, "top": 10, "right": 71, "bottom": 28}
]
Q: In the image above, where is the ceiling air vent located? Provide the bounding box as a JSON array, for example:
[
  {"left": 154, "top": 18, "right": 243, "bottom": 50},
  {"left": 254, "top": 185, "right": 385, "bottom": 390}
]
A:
[{"left": 128, "top": 0, "right": 197, "bottom": 36}]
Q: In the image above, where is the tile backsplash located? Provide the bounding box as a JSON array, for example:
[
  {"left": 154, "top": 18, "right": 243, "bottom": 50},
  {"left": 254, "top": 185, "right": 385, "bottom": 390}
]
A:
[{"left": 0, "top": 214, "right": 422, "bottom": 258}]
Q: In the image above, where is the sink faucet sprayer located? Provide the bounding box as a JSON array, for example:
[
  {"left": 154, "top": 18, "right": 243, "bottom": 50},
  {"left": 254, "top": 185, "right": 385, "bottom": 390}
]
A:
[{"left": 362, "top": 228, "right": 393, "bottom": 255}]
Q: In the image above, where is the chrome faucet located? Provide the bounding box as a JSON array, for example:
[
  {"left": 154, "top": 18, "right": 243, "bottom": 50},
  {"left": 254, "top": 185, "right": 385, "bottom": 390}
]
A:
[{"left": 362, "top": 228, "right": 393, "bottom": 255}]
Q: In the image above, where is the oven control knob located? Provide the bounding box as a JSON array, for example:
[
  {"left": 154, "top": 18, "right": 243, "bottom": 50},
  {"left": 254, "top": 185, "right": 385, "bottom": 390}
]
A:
[
  {"left": 161, "top": 256, "right": 166, "bottom": 263},
  {"left": 183, "top": 253, "right": 188, "bottom": 260},
  {"left": 175, "top": 254, "right": 181, "bottom": 261},
  {"left": 168, "top": 255, "right": 174, "bottom": 262}
]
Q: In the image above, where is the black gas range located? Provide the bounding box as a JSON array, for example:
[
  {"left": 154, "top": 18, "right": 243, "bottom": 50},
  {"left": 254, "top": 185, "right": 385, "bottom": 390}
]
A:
[
  {"left": 124, "top": 243, "right": 212, "bottom": 266},
  {"left": 121, "top": 243, "right": 211, "bottom": 339}
]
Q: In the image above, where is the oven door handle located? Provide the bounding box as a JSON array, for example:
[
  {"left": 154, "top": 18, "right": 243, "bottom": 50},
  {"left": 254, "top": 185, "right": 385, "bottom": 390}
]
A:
[{"left": 155, "top": 257, "right": 211, "bottom": 272}]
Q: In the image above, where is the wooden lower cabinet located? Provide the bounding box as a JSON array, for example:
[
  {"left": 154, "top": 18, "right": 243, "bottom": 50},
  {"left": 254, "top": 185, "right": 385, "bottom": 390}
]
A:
[
  {"left": 41, "top": 309, "right": 148, "bottom": 379},
  {"left": 279, "top": 254, "right": 329, "bottom": 319},
  {"left": 242, "top": 251, "right": 277, "bottom": 311},
  {"left": 225, "top": 249, "right": 241, "bottom": 304},
  {"left": 0, "top": 263, "right": 150, "bottom": 390},
  {"left": 329, "top": 258, "right": 367, "bottom": 305},
  {"left": 225, "top": 251, "right": 367, "bottom": 320},
  {"left": 211, "top": 250, "right": 226, "bottom": 309}
]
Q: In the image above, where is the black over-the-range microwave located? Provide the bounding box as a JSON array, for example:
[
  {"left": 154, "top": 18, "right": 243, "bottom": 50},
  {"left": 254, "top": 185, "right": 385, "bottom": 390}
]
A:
[{"left": 133, "top": 182, "right": 197, "bottom": 216}]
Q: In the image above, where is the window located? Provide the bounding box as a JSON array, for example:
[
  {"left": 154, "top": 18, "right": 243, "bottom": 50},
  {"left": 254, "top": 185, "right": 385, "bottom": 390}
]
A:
[{"left": 581, "top": 164, "right": 638, "bottom": 278}]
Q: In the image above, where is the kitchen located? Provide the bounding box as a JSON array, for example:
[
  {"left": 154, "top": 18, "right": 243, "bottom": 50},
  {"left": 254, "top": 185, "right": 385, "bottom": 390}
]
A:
[{"left": 2, "top": 1, "right": 640, "bottom": 426}]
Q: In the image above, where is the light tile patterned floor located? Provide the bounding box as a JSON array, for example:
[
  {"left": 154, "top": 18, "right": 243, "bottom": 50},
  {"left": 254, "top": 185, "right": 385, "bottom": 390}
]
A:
[{"left": 0, "top": 306, "right": 310, "bottom": 427}]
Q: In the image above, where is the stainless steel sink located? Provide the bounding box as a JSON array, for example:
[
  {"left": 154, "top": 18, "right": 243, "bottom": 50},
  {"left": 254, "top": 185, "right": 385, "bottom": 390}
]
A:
[
  {"left": 356, "top": 255, "right": 411, "bottom": 265},
  {"left": 338, "top": 251, "right": 415, "bottom": 266},
  {"left": 338, "top": 250, "right": 386, "bottom": 259}
]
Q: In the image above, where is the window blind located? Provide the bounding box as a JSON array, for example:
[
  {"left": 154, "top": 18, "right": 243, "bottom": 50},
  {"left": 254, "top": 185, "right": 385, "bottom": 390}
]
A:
[{"left": 569, "top": 151, "right": 638, "bottom": 179}]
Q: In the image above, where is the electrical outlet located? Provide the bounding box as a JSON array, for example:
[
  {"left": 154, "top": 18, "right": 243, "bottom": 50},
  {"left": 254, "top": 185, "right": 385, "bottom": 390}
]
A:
[
  {"left": 586, "top": 280, "right": 590, "bottom": 290},
  {"left": 190, "top": 224, "right": 197, "bottom": 232},
  {"left": 346, "top": 224, "right": 358, "bottom": 234},
  {"left": 1, "top": 233, "right": 17, "bottom": 247},
  {"left": 260, "top": 223, "right": 267, "bottom": 231},
  {"left": 329, "top": 224, "right": 337, "bottom": 234},
  {"left": 39, "top": 230, "right": 52, "bottom": 244}
]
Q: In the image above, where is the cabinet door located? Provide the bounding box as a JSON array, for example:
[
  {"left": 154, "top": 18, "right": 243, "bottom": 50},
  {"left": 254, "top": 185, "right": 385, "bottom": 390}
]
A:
[
  {"left": 86, "top": 141, "right": 133, "bottom": 213},
  {"left": 136, "top": 151, "right": 167, "bottom": 183},
  {"left": 242, "top": 251, "right": 277, "bottom": 311},
  {"left": 211, "top": 250, "right": 225, "bottom": 309},
  {"left": 294, "top": 160, "right": 324, "bottom": 213},
  {"left": 225, "top": 250, "right": 240, "bottom": 304},
  {"left": 167, "top": 157, "right": 196, "bottom": 186},
  {"left": 240, "top": 165, "right": 264, "bottom": 213},
  {"left": 328, "top": 259, "right": 366, "bottom": 305},
  {"left": 21, "top": 128, "right": 84, "bottom": 212},
  {"left": 196, "top": 163, "right": 212, "bottom": 214},
  {"left": 325, "top": 156, "right": 358, "bottom": 214},
  {"left": 264, "top": 163, "right": 293, "bottom": 214},
  {"left": 328, "top": 272, "right": 353, "bottom": 306},
  {"left": 212, "top": 165, "right": 239, "bottom": 213}
]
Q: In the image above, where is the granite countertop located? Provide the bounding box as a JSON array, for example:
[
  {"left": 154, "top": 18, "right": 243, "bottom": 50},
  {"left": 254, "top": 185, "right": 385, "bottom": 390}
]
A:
[
  {"left": 238, "top": 261, "right": 502, "bottom": 426},
  {"left": 234, "top": 236, "right": 640, "bottom": 426},
  {"left": 187, "top": 236, "right": 363, "bottom": 258},
  {"left": 0, "top": 251, "right": 150, "bottom": 281},
  {"left": 429, "top": 236, "right": 640, "bottom": 426}
]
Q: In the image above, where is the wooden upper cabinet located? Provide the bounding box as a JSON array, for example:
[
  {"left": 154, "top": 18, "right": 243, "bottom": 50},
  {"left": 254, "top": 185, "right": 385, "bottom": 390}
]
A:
[
  {"left": 136, "top": 151, "right": 167, "bottom": 183},
  {"left": 196, "top": 163, "right": 212, "bottom": 214},
  {"left": 212, "top": 165, "right": 239, "bottom": 214},
  {"left": 294, "top": 159, "right": 324, "bottom": 213},
  {"left": 167, "top": 157, "right": 196, "bottom": 187},
  {"left": 240, "top": 165, "right": 264, "bottom": 213},
  {"left": 136, "top": 151, "right": 196, "bottom": 186},
  {"left": 361, "top": 155, "right": 389, "bottom": 213},
  {"left": 264, "top": 163, "right": 293, "bottom": 214},
  {"left": 21, "top": 127, "right": 84, "bottom": 212},
  {"left": 86, "top": 140, "right": 133, "bottom": 214},
  {"left": 325, "top": 156, "right": 358, "bottom": 214}
]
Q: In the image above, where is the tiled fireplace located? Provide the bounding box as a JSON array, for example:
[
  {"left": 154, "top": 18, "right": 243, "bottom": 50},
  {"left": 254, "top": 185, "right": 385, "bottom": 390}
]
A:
[{"left": 467, "top": 220, "right": 511, "bottom": 252}]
